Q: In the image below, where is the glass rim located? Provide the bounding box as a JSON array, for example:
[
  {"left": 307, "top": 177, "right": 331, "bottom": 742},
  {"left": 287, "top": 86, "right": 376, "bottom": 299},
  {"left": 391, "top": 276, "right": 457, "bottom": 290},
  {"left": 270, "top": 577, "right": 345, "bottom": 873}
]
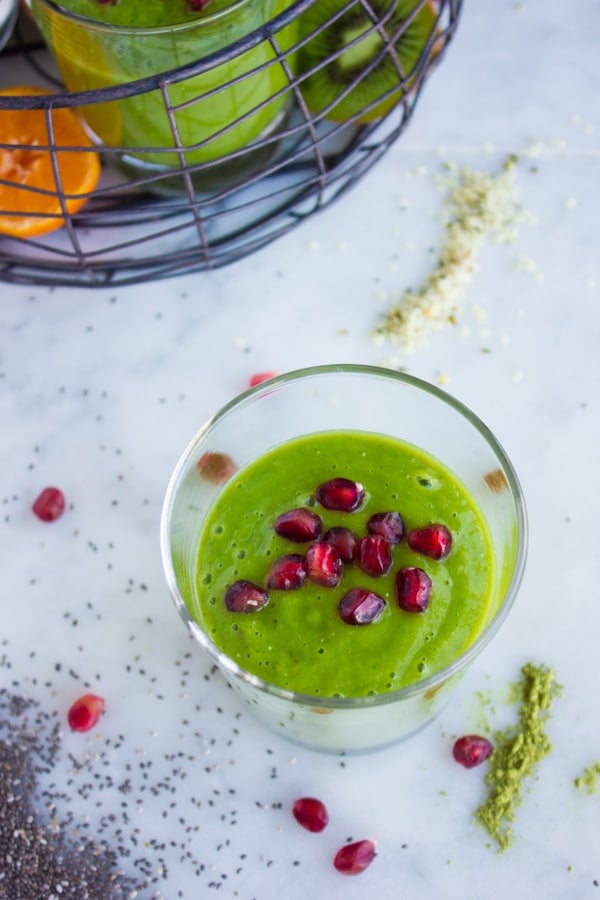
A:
[
  {"left": 27, "top": 0, "right": 265, "bottom": 36},
  {"left": 160, "top": 363, "right": 528, "bottom": 711}
]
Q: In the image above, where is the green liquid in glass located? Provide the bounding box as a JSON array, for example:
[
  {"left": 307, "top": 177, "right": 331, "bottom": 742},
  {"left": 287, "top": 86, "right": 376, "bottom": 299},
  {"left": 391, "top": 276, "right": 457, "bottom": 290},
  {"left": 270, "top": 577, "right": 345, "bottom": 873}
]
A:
[{"left": 193, "top": 431, "right": 495, "bottom": 699}]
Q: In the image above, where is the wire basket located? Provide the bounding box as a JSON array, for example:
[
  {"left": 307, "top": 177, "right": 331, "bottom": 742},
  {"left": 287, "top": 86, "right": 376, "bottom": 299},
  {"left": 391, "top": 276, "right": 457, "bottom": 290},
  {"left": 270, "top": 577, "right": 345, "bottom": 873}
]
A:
[{"left": 0, "top": 0, "right": 462, "bottom": 288}]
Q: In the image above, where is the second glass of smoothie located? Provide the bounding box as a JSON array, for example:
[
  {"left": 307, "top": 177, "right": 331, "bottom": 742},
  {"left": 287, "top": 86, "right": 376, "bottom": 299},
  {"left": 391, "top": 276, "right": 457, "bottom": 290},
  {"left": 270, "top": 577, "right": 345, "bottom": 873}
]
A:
[{"left": 28, "top": 0, "right": 298, "bottom": 191}]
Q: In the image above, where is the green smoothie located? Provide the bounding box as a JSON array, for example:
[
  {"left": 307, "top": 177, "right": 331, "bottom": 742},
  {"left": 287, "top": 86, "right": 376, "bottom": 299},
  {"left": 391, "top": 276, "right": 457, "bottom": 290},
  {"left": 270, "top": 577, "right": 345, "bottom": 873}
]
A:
[
  {"left": 193, "top": 430, "right": 495, "bottom": 698},
  {"left": 30, "top": 0, "right": 297, "bottom": 171}
]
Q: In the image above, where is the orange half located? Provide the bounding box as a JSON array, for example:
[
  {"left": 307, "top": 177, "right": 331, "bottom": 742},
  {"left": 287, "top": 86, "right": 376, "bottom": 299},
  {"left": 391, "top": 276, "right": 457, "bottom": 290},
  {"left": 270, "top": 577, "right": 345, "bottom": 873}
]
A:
[{"left": 0, "top": 86, "right": 101, "bottom": 239}]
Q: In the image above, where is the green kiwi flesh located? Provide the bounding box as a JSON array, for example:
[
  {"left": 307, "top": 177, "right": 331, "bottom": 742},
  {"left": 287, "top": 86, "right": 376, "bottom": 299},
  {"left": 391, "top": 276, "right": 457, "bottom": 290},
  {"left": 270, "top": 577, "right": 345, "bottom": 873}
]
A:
[{"left": 298, "top": 0, "right": 438, "bottom": 124}]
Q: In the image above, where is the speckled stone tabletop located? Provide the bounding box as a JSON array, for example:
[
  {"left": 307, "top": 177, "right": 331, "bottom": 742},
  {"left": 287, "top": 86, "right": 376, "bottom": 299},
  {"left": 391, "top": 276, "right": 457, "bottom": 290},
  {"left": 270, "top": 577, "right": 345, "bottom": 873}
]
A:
[{"left": 1, "top": 1, "right": 599, "bottom": 898}]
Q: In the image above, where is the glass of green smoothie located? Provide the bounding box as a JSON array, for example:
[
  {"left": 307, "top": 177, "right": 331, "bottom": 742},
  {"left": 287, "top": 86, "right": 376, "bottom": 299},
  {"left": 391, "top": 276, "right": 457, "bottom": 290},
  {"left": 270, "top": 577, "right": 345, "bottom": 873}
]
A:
[
  {"left": 161, "top": 365, "right": 527, "bottom": 753},
  {"left": 27, "top": 0, "right": 298, "bottom": 190}
]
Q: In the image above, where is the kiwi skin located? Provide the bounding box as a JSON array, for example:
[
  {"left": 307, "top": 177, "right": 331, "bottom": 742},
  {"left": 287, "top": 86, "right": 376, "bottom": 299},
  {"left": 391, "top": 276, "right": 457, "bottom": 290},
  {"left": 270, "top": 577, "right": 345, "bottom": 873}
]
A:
[{"left": 298, "top": 0, "right": 438, "bottom": 124}]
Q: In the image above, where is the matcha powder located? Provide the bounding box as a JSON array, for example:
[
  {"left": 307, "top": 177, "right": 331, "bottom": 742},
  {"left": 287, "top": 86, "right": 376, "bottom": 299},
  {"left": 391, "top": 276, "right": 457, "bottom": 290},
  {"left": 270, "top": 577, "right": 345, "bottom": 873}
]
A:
[
  {"left": 574, "top": 761, "right": 600, "bottom": 795},
  {"left": 475, "top": 662, "right": 562, "bottom": 851}
]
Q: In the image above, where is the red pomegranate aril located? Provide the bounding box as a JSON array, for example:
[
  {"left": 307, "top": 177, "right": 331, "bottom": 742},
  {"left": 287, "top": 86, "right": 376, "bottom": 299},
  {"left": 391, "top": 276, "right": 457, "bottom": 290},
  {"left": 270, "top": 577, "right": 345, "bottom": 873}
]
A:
[
  {"left": 452, "top": 734, "right": 494, "bottom": 768},
  {"left": 306, "top": 541, "right": 343, "bottom": 587},
  {"left": 292, "top": 797, "right": 329, "bottom": 833},
  {"left": 274, "top": 508, "right": 322, "bottom": 543},
  {"left": 67, "top": 694, "right": 105, "bottom": 732},
  {"left": 395, "top": 566, "right": 432, "bottom": 613},
  {"left": 32, "top": 487, "right": 65, "bottom": 522},
  {"left": 315, "top": 477, "right": 364, "bottom": 512},
  {"left": 356, "top": 535, "right": 392, "bottom": 577},
  {"left": 333, "top": 839, "right": 377, "bottom": 875},
  {"left": 224, "top": 580, "right": 269, "bottom": 612},
  {"left": 407, "top": 524, "right": 453, "bottom": 560},
  {"left": 196, "top": 451, "right": 237, "bottom": 484},
  {"left": 266, "top": 554, "right": 307, "bottom": 591},
  {"left": 367, "top": 510, "right": 404, "bottom": 544},
  {"left": 322, "top": 526, "right": 358, "bottom": 563},
  {"left": 338, "top": 588, "right": 386, "bottom": 625},
  {"left": 248, "top": 371, "right": 277, "bottom": 387}
]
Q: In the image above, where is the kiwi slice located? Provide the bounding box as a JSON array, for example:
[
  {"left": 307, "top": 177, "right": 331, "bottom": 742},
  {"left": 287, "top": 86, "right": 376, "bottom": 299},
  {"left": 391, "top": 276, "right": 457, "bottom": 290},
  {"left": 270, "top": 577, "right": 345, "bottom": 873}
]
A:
[{"left": 298, "top": 0, "right": 438, "bottom": 124}]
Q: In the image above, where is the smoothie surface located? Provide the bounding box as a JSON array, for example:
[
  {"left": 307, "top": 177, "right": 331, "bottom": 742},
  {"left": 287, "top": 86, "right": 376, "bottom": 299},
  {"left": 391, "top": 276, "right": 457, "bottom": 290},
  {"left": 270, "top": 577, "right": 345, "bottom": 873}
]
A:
[
  {"left": 53, "top": 0, "right": 249, "bottom": 28},
  {"left": 194, "top": 431, "right": 494, "bottom": 698}
]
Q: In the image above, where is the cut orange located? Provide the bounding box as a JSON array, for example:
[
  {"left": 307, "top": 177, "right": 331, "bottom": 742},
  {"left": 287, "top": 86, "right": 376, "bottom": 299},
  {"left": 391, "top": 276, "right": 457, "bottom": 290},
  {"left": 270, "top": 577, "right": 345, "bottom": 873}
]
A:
[{"left": 0, "top": 86, "right": 101, "bottom": 239}]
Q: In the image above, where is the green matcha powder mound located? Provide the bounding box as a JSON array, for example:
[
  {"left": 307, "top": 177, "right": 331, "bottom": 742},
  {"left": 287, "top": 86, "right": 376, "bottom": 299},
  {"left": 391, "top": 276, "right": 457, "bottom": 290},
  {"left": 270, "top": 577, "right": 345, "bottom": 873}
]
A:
[
  {"left": 574, "top": 762, "right": 600, "bottom": 795},
  {"left": 475, "top": 662, "right": 562, "bottom": 851}
]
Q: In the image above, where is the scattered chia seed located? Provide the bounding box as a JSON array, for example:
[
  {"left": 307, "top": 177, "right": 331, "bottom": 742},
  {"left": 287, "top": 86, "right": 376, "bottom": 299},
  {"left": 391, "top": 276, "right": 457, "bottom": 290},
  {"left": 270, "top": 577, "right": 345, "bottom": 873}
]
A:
[
  {"left": 0, "top": 641, "right": 316, "bottom": 898},
  {"left": 475, "top": 662, "right": 562, "bottom": 851}
]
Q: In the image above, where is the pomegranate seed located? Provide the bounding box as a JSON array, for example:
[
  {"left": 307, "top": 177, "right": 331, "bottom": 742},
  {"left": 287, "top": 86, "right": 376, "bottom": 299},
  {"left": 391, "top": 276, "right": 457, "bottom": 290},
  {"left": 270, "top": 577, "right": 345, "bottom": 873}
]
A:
[
  {"left": 224, "top": 580, "right": 269, "bottom": 612},
  {"left": 452, "top": 734, "right": 494, "bottom": 768},
  {"left": 67, "top": 694, "right": 105, "bottom": 732},
  {"left": 266, "top": 554, "right": 307, "bottom": 591},
  {"left": 356, "top": 535, "right": 392, "bottom": 577},
  {"left": 188, "top": 0, "right": 211, "bottom": 10},
  {"left": 395, "top": 566, "right": 432, "bottom": 613},
  {"left": 322, "top": 526, "right": 358, "bottom": 563},
  {"left": 333, "top": 839, "right": 377, "bottom": 875},
  {"left": 292, "top": 797, "right": 329, "bottom": 832},
  {"left": 407, "top": 524, "right": 453, "bottom": 560},
  {"left": 248, "top": 371, "right": 277, "bottom": 387},
  {"left": 315, "top": 477, "right": 364, "bottom": 512},
  {"left": 197, "top": 451, "right": 237, "bottom": 484},
  {"left": 274, "top": 508, "right": 322, "bottom": 543},
  {"left": 338, "top": 588, "right": 385, "bottom": 625},
  {"left": 367, "top": 511, "right": 404, "bottom": 544},
  {"left": 306, "top": 541, "right": 343, "bottom": 587},
  {"left": 32, "top": 487, "right": 65, "bottom": 522}
]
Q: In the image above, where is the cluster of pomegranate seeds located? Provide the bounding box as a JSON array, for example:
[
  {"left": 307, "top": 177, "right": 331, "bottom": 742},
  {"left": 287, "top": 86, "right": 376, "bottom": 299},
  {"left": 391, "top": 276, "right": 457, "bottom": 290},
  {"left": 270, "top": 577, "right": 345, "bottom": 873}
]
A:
[
  {"left": 224, "top": 579, "right": 269, "bottom": 612},
  {"left": 315, "top": 477, "right": 364, "bottom": 512},
  {"left": 223, "top": 473, "right": 455, "bottom": 629},
  {"left": 333, "top": 839, "right": 377, "bottom": 875},
  {"left": 67, "top": 694, "right": 106, "bottom": 732},
  {"left": 452, "top": 734, "right": 494, "bottom": 768},
  {"left": 356, "top": 534, "right": 393, "bottom": 578},
  {"left": 292, "top": 797, "right": 329, "bottom": 833},
  {"left": 338, "top": 588, "right": 385, "bottom": 626},
  {"left": 266, "top": 554, "right": 307, "bottom": 591},
  {"left": 274, "top": 507, "right": 322, "bottom": 542},
  {"left": 395, "top": 566, "right": 432, "bottom": 613},
  {"left": 407, "top": 524, "right": 453, "bottom": 560},
  {"left": 32, "top": 486, "right": 66, "bottom": 522}
]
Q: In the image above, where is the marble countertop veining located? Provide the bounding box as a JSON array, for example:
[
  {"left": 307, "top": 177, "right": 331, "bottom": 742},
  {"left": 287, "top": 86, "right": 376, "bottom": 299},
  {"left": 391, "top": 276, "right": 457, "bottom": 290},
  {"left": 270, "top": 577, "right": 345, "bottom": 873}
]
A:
[{"left": 1, "top": 1, "right": 599, "bottom": 898}]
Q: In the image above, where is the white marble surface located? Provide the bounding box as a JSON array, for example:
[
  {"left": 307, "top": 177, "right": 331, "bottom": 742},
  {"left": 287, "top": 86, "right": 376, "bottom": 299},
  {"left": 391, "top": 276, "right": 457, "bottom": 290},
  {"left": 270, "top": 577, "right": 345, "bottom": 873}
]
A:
[{"left": 1, "top": 1, "right": 599, "bottom": 897}]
